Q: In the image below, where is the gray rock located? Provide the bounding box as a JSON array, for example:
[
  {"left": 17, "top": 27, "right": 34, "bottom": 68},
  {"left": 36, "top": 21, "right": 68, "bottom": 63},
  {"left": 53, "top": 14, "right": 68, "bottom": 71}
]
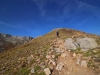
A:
[
  {"left": 76, "top": 58, "right": 81, "bottom": 65},
  {"left": 65, "top": 38, "right": 77, "bottom": 50},
  {"left": 44, "top": 68, "right": 51, "bottom": 75},
  {"left": 77, "top": 38, "right": 98, "bottom": 50},
  {"left": 81, "top": 60, "right": 87, "bottom": 68},
  {"left": 31, "top": 68, "right": 35, "bottom": 73}
]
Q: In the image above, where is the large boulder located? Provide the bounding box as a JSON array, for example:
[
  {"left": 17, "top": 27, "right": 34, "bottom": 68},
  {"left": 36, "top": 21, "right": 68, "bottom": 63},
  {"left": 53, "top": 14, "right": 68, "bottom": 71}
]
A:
[
  {"left": 77, "top": 38, "right": 98, "bottom": 50},
  {"left": 65, "top": 38, "right": 77, "bottom": 50},
  {"left": 65, "top": 38, "right": 98, "bottom": 51}
]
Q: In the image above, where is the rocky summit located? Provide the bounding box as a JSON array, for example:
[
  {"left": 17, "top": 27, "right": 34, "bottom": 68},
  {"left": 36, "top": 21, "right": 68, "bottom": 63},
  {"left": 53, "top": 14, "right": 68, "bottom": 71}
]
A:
[
  {"left": 0, "top": 28, "right": 100, "bottom": 75},
  {"left": 0, "top": 33, "right": 33, "bottom": 52}
]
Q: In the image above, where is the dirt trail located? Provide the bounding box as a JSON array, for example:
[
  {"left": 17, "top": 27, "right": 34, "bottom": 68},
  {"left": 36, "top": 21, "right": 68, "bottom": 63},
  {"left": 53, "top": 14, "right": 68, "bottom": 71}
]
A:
[{"left": 52, "top": 38, "right": 100, "bottom": 75}]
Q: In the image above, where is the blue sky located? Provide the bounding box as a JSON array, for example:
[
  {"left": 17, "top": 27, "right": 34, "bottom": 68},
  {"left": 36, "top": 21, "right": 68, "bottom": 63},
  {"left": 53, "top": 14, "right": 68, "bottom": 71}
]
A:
[{"left": 0, "top": 0, "right": 100, "bottom": 37}]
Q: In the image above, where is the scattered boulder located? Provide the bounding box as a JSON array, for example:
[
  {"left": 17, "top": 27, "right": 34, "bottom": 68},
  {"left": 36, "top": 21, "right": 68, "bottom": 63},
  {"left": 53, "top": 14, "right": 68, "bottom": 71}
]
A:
[
  {"left": 61, "top": 53, "right": 67, "bottom": 57},
  {"left": 40, "top": 62, "right": 45, "bottom": 68},
  {"left": 30, "top": 68, "right": 35, "bottom": 73},
  {"left": 81, "top": 60, "right": 87, "bottom": 68},
  {"left": 44, "top": 68, "right": 51, "bottom": 75},
  {"left": 73, "top": 53, "right": 76, "bottom": 57},
  {"left": 46, "top": 55, "right": 51, "bottom": 59},
  {"left": 68, "top": 49, "right": 71, "bottom": 52},
  {"left": 27, "top": 55, "right": 34, "bottom": 65},
  {"left": 49, "top": 59, "right": 56, "bottom": 66},
  {"left": 76, "top": 58, "right": 81, "bottom": 65},
  {"left": 56, "top": 63, "right": 64, "bottom": 70},
  {"left": 93, "top": 50, "right": 98, "bottom": 53},
  {"left": 52, "top": 55, "right": 55, "bottom": 59}
]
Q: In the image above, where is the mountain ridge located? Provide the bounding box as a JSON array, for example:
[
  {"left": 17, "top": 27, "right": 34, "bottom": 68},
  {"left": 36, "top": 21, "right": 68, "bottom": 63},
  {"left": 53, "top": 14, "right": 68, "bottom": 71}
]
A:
[{"left": 0, "top": 33, "right": 33, "bottom": 52}]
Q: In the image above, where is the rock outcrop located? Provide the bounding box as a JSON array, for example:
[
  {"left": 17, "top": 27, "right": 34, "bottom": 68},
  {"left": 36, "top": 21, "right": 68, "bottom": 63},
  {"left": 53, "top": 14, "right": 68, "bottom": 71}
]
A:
[
  {"left": 65, "top": 38, "right": 77, "bottom": 50},
  {"left": 77, "top": 38, "right": 98, "bottom": 50},
  {"left": 65, "top": 38, "right": 98, "bottom": 51}
]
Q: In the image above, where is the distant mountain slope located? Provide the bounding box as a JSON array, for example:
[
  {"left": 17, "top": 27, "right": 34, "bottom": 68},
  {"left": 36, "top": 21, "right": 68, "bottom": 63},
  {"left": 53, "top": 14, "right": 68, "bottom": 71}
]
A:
[
  {"left": 0, "top": 33, "right": 33, "bottom": 52},
  {"left": 0, "top": 28, "right": 100, "bottom": 75}
]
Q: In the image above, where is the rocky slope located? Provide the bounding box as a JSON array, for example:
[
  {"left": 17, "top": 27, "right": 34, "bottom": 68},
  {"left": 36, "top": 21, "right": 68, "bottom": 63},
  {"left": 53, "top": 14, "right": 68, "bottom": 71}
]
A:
[
  {"left": 0, "top": 33, "right": 33, "bottom": 52},
  {"left": 0, "top": 28, "right": 100, "bottom": 75},
  {"left": 48, "top": 38, "right": 100, "bottom": 75}
]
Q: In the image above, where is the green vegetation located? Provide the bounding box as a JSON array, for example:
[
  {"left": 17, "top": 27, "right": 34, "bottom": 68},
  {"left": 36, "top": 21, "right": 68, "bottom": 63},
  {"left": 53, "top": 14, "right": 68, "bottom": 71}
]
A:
[
  {"left": 87, "top": 60, "right": 94, "bottom": 67},
  {"left": 34, "top": 66, "right": 41, "bottom": 71},
  {"left": 18, "top": 67, "right": 30, "bottom": 75},
  {"left": 71, "top": 48, "right": 83, "bottom": 54}
]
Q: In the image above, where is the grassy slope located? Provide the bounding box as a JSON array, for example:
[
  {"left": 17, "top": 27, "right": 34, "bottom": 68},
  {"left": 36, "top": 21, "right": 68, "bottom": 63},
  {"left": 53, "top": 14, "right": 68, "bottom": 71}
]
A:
[{"left": 0, "top": 28, "right": 100, "bottom": 75}]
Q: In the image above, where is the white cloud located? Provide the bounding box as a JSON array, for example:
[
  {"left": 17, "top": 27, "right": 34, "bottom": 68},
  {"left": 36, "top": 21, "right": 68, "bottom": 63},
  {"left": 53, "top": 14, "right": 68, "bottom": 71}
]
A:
[
  {"left": 30, "top": 0, "right": 99, "bottom": 23},
  {"left": 0, "top": 21, "right": 18, "bottom": 28},
  {"left": 0, "top": 21, "right": 41, "bottom": 35}
]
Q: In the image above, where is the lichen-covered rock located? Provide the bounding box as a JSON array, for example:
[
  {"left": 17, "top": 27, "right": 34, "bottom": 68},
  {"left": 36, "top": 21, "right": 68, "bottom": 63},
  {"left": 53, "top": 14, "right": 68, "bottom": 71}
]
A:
[
  {"left": 65, "top": 38, "right": 77, "bottom": 50},
  {"left": 77, "top": 38, "right": 98, "bottom": 50}
]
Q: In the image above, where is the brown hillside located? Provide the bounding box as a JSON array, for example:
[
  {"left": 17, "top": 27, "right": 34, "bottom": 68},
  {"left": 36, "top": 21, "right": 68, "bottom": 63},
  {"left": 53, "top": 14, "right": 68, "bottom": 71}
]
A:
[{"left": 0, "top": 28, "right": 100, "bottom": 75}]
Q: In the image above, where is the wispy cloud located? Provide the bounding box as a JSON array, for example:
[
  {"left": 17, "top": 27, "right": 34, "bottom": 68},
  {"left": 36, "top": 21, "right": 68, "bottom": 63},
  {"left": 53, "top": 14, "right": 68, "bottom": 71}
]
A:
[
  {"left": 31, "top": 0, "right": 100, "bottom": 23},
  {"left": 30, "top": 0, "right": 47, "bottom": 16},
  {"left": 0, "top": 21, "right": 43, "bottom": 35},
  {"left": 0, "top": 21, "right": 17, "bottom": 28}
]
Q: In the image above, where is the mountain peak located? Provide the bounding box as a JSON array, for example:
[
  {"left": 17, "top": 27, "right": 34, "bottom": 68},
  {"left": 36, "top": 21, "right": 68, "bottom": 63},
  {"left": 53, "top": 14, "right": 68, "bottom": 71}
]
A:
[{"left": 0, "top": 32, "right": 33, "bottom": 52}]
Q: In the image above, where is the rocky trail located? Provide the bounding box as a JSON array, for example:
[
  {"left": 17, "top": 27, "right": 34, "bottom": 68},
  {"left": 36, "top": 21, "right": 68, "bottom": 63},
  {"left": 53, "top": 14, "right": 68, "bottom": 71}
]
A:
[{"left": 48, "top": 38, "right": 100, "bottom": 75}]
